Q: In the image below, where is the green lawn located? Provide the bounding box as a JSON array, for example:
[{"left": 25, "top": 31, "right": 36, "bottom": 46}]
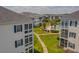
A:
[
  {"left": 34, "top": 34, "right": 43, "bottom": 53},
  {"left": 39, "top": 34, "right": 64, "bottom": 53},
  {"left": 33, "top": 27, "right": 64, "bottom": 53},
  {"left": 33, "top": 27, "right": 48, "bottom": 34}
]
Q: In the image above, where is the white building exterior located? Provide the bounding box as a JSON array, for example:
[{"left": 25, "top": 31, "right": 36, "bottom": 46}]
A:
[
  {"left": 33, "top": 18, "right": 41, "bottom": 26},
  {"left": 49, "top": 15, "right": 62, "bottom": 20},
  {"left": 44, "top": 14, "right": 62, "bottom": 20},
  {"left": 59, "top": 11, "right": 79, "bottom": 52},
  {"left": 0, "top": 7, "right": 34, "bottom": 53}
]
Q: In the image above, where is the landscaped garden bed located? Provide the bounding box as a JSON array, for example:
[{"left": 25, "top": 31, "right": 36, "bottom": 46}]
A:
[{"left": 51, "top": 30, "right": 59, "bottom": 33}]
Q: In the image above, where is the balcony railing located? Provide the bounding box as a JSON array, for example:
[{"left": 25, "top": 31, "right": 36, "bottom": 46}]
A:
[
  {"left": 61, "top": 29, "right": 68, "bottom": 38},
  {"left": 61, "top": 25, "right": 68, "bottom": 28}
]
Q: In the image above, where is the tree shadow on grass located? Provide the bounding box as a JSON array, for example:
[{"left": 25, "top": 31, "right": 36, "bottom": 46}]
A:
[{"left": 34, "top": 48, "right": 41, "bottom": 53}]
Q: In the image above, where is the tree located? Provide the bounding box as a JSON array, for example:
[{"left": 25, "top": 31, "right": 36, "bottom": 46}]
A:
[
  {"left": 50, "top": 20, "right": 56, "bottom": 30},
  {"left": 42, "top": 17, "right": 49, "bottom": 29},
  {"left": 42, "top": 22, "right": 46, "bottom": 29},
  {"left": 50, "top": 19, "right": 60, "bottom": 30}
]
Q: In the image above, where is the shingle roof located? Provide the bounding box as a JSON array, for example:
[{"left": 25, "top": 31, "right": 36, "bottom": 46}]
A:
[
  {"left": 0, "top": 7, "right": 32, "bottom": 24},
  {"left": 61, "top": 10, "right": 79, "bottom": 20}
]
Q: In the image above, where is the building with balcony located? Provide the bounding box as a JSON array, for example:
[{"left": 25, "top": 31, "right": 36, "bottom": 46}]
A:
[
  {"left": 44, "top": 14, "right": 62, "bottom": 20},
  {"left": 0, "top": 7, "right": 34, "bottom": 53},
  {"left": 32, "top": 18, "right": 43, "bottom": 27},
  {"left": 59, "top": 11, "right": 79, "bottom": 52}
]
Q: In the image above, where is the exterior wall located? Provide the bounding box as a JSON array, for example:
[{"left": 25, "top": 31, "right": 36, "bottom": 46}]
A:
[
  {"left": 68, "top": 20, "right": 79, "bottom": 52},
  {"left": 0, "top": 22, "right": 33, "bottom": 53},
  {"left": 59, "top": 18, "right": 79, "bottom": 52},
  {"left": 50, "top": 16, "right": 61, "bottom": 20},
  {"left": 33, "top": 18, "right": 42, "bottom": 26}
]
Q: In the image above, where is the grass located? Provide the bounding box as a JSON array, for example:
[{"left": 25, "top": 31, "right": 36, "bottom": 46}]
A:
[
  {"left": 33, "top": 27, "right": 48, "bottom": 34},
  {"left": 39, "top": 34, "right": 64, "bottom": 53},
  {"left": 34, "top": 34, "right": 43, "bottom": 53},
  {"left": 33, "top": 26, "right": 64, "bottom": 53}
]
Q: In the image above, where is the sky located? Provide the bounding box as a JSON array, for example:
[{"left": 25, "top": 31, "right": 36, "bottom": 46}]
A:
[{"left": 4, "top": 6, "right": 79, "bottom": 14}]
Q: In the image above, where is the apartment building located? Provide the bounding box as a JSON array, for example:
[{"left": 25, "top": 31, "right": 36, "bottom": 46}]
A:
[
  {"left": 50, "top": 15, "right": 61, "bottom": 20},
  {"left": 59, "top": 11, "right": 79, "bottom": 52},
  {"left": 0, "top": 7, "right": 34, "bottom": 53},
  {"left": 44, "top": 14, "right": 62, "bottom": 20},
  {"left": 32, "top": 18, "right": 42, "bottom": 27}
]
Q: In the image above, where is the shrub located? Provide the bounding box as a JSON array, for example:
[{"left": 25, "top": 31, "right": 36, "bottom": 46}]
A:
[{"left": 51, "top": 30, "right": 59, "bottom": 33}]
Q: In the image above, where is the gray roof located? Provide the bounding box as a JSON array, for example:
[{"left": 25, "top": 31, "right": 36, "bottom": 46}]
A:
[
  {"left": 61, "top": 10, "right": 79, "bottom": 20},
  {"left": 0, "top": 7, "right": 33, "bottom": 24}
]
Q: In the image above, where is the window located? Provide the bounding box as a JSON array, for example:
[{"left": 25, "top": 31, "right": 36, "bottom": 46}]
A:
[
  {"left": 70, "top": 21, "right": 72, "bottom": 26},
  {"left": 25, "top": 35, "right": 29, "bottom": 46},
  {"left": 17, "top": 39, "right": 23, "bottom": 46},
  {"left": 75, "top": 21, "right": 77, "bottom": 27},
  {"left": 61, "top": 29, "right": 68, "bottom": 38},
  {"left": 14, "top": 25, "right": 22, "bottom": 33},
  {"left": 64, "top": 40, "right": 68, "bottom": 47},
  {"left": 16, "top": 40, "right": 21, "bottom": 47},
  {"left": 25, "top": 38, "right": 28, "bottom": 44},
  {"left": 65, "top": 21, "right": 68, "bottom": 27},
  {"left": 25, "top": 48, "right": 28, "bottom": 53},
  {"left": 29, "top": 34, "right": 33, "bottom": 43},
  {"left": 15, "top": 39, "right": 23, "bottom": 48},
  {"left": 29, "top": 30, "right": 32, "bottom": 32},
  {"left": 61, "top": 21, "right": 64, "bottom": 26},
  {"left": 14, "top": 25, "right": 16, "bottom": 33},
  {"left": 29, "top": 46, "right": 33, "bottom": 49},
  {"left": 29, "top": 42, "right": 32, "bottom": 45},
  {"left": 24, "top": 24, "right": 28, "bottom": 30},
  {"left": 68, "top": 42, "right": 75, "bottom": 49},
  {"left": 25, "top": 31, "right": 28, "bottom": 34},
  {"left": 29, "top": 49, "right": 33, "bottom": 53},
  {"left": 29, "top": 34, "right": 32, "bottom": 36},
  {"left": 29, "top": 37, "right": 32, "bottom": 42},
  {"left": 29, "top": 24, "right": 32, "bottom": 29},
  {"left": 25, "top": 35, "right": 28, "bottom": 38},
  {"left": 25, "top": 44, "right": 28, "bottom": 47},
  {"left": 69, "top": 32, "right": 76, "bottom": 38},
  {"left": 60, "top": 39, "right": 64, "bottom": 45},
  {"left": 15, "top": 41, "right": 17, "bottom": 48},
  {"left": 70, "top": 21, "right": 77, "bottom": 27},
  {"left": 29, "top": 46, "right": 33, "bottom": 53},
  {"left": 21, "top": 39, "right": 23, "bottom": 45}
]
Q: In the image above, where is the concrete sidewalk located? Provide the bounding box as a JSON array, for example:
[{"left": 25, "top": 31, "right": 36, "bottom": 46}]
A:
[{"left": 34, "top": 32, "right": 48, "bottom": 53}]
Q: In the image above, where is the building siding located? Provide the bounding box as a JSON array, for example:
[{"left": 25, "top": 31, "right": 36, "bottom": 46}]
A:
[{"left": 0, "top": 22, "right": 33, "bottom": 53}]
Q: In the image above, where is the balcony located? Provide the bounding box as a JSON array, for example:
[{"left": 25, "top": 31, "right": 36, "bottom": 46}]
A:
[
  {"left": 61, "top": 29, "right": 68, "bottom": 38},
  {"left": 61, "top": 25, "right": 68, "bottom": 29},
  {"left": 61, "top": 21, "right": 69, "bottom": 28},
  {"left": 60, "top": 38, "right": 68, "bottom": 47}
]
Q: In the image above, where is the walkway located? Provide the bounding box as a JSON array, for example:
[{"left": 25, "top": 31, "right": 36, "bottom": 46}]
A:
[
  {"left": 38, "top": 33, "right": 59, "bottom": 35},
  {"left": 34, "top": 32, "right": 48, "bottom": 53}
]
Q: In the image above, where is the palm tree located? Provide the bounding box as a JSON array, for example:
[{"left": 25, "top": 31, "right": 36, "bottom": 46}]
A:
[
  {"left": 50, "top": 19, "right": 60, "bottom": 30},
  {"left": 42, "top": 22, "right": 46, "bottom": 29},
  {"left": 42, "top": 17, "right": 49, "bottom": 29},
  {"left": 50, "top": 20, "right": 55, "bottom": 30}
]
